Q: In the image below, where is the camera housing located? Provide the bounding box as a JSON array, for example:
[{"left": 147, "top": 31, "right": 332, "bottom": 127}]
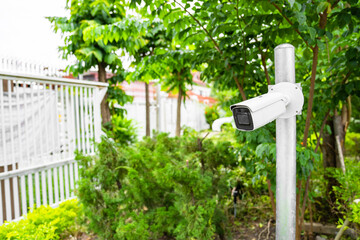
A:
[{"left": 231, "top": 82, "right": 304, "bottom": 131}]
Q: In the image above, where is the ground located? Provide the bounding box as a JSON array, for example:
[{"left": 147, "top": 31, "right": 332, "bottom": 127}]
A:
[
  {"left": 65, "top": 220, "right": 278, "bottom": 240},
  {"left": 231, "top": 219, "right": 276, "bottom": 240}
]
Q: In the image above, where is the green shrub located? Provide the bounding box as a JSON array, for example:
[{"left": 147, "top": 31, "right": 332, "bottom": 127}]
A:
[
  {"left": 205, "top": 105, "right": 220, "bottom": 129},
  {"left": 76, "top": 132, "right": 238, "bottom": 240},
  {"left": 330, "top": 159, "right": 360, "bottom": 229},
  {"left": 345, "top": 132, "right": 360, "bottom": 159},
  {"left": 0, "top": 199, "right": 82, "bottom": 240},
  {"left": 104, "top": 114, "right": 137, "bottom": 145}
]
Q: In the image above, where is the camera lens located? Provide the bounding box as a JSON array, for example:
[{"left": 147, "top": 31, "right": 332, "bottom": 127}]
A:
[
  {"left": 232, "top": 107, "right": 253, "bottom": 130},
  {"left": 237, "top": 113, "right": 250, "bottom": 125}
]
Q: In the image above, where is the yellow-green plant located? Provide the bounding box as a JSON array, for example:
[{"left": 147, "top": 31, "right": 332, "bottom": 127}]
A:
[{"left": 0, "top": 199, "right": 82, "bottom": 240}]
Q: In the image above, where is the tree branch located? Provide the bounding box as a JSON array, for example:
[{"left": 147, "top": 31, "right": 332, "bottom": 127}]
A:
[
  {"left": 234, "top": 76, "right": 247, "bottom": 100},
  {"left": 174, "top": 0, "right": 223, "bottom": 55},
  {"left": 345, "top": 96, "right": 351, "bottom": 132},
  {"left": 299, "top": 177, "right": 310, "bottom": 235},
  {"left": 315, "top": 110, "right": 331, "bottom": 153},
  {"left": 331, "top": 0, "right": 341, "bottom": 10},
  {"left": 174, "top": 0, "right": 247, "bottom": 99},
  {"left": 236, "top": 0, "right": 243, "bottom": 32},
  {"left": 342, "top": 71, "right": 352, "bottom": 84},
  {"left": 261, "top": 51, "right": 271, "bottom": 85},
  {"left": 270, "top": 1, "right": 311, "bottom": 49},
  {"left": 242, "top": 37, "right": 246, "bottom": 87},
  {"left": 236, "top": 0, "right": 247, "bottom": 87},
  {"left": 302, "top": 45, "right": 319, "bottom": 147},
  {"left": 267, "top": 179, "right": 276, "bottom": 220}
]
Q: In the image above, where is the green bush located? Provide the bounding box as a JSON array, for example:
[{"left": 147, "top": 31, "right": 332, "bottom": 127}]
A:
[
  {"left": 345, "top": 132, "right": 360, "bottom": 159},
  {"left": 204, "top": 105, "right": 220, "bottom": 129},
  {"left": 330, "top": 159, "right": 360, "bottom": 229},
  {"left": 104, "top": 114, "right": 137, "bottom": 145},
  {"left": 76, "top": 132, "right": 238, "bottom": 239},
  {"left": 0, "top": 199, "right": 81, "bottom": 240}
]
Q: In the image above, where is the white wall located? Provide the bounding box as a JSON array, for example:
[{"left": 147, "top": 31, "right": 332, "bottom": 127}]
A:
[{"left": 124, "top": 94, "right": 210, "bottom": 138}]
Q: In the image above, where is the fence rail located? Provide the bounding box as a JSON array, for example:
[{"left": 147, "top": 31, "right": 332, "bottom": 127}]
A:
[
  {"left": 0, "top": 158, "right": 78, "bottom": 224},
  {"left": 0, "top": 57, "right": 68, "bottom": 78},
  {"left": 0, "top": 72, "right": 107, "bottom": 224}
]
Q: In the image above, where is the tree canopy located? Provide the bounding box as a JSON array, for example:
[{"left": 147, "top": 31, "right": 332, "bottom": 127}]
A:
[{"left": 48, "top": 0, "right": 147, "bottom": 123}]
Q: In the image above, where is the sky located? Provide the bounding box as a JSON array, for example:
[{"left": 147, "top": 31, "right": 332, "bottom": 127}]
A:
[{"left": 0, "top": 0, "right": 69, "bottom": 68}]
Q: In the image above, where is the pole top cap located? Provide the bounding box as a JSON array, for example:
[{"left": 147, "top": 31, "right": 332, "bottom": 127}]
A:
[{"left": 275, "top": 43, "right": 294, "bottom": 50}]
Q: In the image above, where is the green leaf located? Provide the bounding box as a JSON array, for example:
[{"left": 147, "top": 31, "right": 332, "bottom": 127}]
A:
[
  {"left": 255, "top": 144, "right": 268, "bottom": 157},
  {"left": 288, "top": 0, "right": 295, "bottom": 8},
  {"left": 326, "top": 31, "right": 333, "bottom": 41},
  {"left": 345, "top": 82, "right": 354, "bottom": 94},
  {"left": 295, "top": 12, "right": 306, "bottom": 25},
  {"left": 293, "top": 2, "right": 302, "bottom": 11},
  {"left": 317, "top": 2, "right": 329, "bottom": 14},
  {"left": 105, "top": 54, "right": 116, "bottom": 64},
  {"left": 318, "top": 40, "right": 325, "bottom": 50},
  {"left": 303, "top": 48, "right": 312, "bottom": 59},
  {"left": 92, "top": 49, "right": 103, "bottom": 62},
  {"left": 309, "top": 27, "right": 316, "bottom": 40},
  {"left": 304, "top": 150, "right": 310, "bottom": 160},
  {"left": 326, "top": 125, "right": 332, "bottom": 134}
]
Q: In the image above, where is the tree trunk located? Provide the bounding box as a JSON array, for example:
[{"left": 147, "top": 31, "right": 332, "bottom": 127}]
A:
[
  {"left": 322, "top": 118, "right": 338, "bottom": 204},
  {"left": 98, "top": 62, "right": 111, "bottom": 124},
  {"left": 145, "top": 82, "right": 150, "bottom": 137},
  {"left": 266, "top": 179, "right": 276, "bottom": 220},
  {"left": 334, "top": 108, "right": 347, "bottom": 170},
  {"left": 175, "top": 87, "right": 182, "bottom": 137},
  {"left": 322, "top": 106, "right": 349, "bottom": 204}
]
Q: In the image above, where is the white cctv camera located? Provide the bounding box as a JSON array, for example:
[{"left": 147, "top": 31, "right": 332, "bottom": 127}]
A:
[{"left": 230, "top": 82, "right": 304, "bottom": 131}]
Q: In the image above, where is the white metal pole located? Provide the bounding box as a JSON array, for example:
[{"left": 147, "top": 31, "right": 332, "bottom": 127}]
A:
[{"left": 275, "top": 43, "right": 296, "bottom": 240}]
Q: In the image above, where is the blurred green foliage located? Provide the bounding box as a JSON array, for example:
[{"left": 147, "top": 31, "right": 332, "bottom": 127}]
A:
[
  {"left": 0, "top": 199, "right": 82, "bottom": 240},
  {"left": 204, "top": 105, "right": 220, "bottom": 129},
  {"left": 345, "top": 132, "right": 360, "bottom": 159},
  {"left": 104, "top": 114, "right": 137, "bottom": 145}
]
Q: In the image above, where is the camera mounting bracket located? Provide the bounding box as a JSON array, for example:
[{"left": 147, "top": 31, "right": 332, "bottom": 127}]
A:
[{"left": 268, "top": 82, "right": 304, "bottom": 119}]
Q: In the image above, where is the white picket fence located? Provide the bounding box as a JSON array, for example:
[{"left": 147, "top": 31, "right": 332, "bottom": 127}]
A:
[
  {"left": 0, "top": 57, "right": 68, "bottom": 78},
  {"left": 0, "top": 72, "right": 107, "bottom": 224}
]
